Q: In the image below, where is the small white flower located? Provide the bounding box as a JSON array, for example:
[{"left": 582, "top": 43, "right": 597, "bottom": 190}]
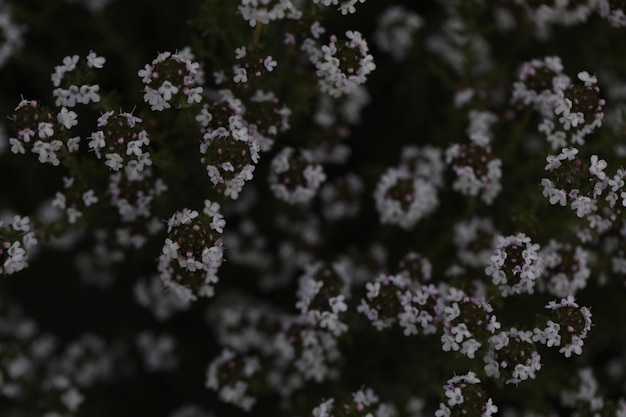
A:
[
  {"left": 545, "top": 154, "right": 562, "bottom": 171},
  {"left": 264, "top": 56, "right": 277, "bottom": 72},
  {"left": 234, "top": 46, "right": 246, "bottom": 59},
  {"left": 86, "top": 51, "right": 106, "bottom": 68},
  {"left": 571, "top": 196, "right": 597, "bottom": 218},
  {"left": 38, "top": 122, "right": 54, "bottom": 139},
  {"left": 365, "top": 281, "right": 380, "bottom": 298},
  {"left": 57, "top": 107, "right": 78, "bottom": 129},
  {"left": 9, "top": 138, "right": 25, "bottom": 154},
  {"left": 82, "top": 190, "right": 98, "bottom": 206},
  {"left": 445, "top": 387, "right": 463, "bottom": 406},
  {"left": 577, "top": 71, "right": 597, "bottom": 87},
  {"left": 560, "top": 147, "right": 579, "bottom": 161},
  {"left": 79, "top": 84, "right": 101, "bottom": 104},
  {"left": 158, "top": 81, "right": 179, "bottom": 101},
  {"left": 233, "top": 65, "right": 248, "bottom": 83},
  {"left": 67, "top": 136, "right": 80, "bottom": 152},
  {"left": 62, "top": 55, "right": 79, "bottom": 72},
  {"left": 589, "top": 155, "right": 607, "bottom": 180},
  {"left": 329, "top": 295, "right": 347, "bottom": 314},
  {"left": 104, "top": 153, "right": 124, "bottom": 171}
]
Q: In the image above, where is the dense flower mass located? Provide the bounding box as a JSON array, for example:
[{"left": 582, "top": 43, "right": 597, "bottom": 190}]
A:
[{"left": 4, "top": 1, "right": 626, "bottom": 416}]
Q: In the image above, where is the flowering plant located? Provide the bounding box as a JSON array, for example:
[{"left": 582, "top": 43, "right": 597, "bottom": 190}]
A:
[{"left": 2, "top": 0, "right": 626, "bottom": 416}]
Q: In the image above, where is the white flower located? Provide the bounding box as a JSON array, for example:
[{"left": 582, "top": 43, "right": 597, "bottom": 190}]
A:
[
  {"left": 450, "top": 323, "right": 471, "bottom": 343},
  {"left": 365, "top": 282, "right": 380, "bottom": 298},
  {"left": 329, "top": 295, "right": 347, "bottom": 314},
  {"left": 62, "top": 55, "right": 79, "bottom": 71},
  {"left": 82, "top": 190, "right": 98, "bottom": 206},
  {"left": 445, "top": 387, "right": 464, "bottom": 406},
  {"left": 178, "top": 209, "right": 199, "bottom": 225},
  {"left": 68, "top": 134, "right": 82, "bottom": 150},
  {"left": 554, "top": 96, "right": 572, "bottom": 116},
  {"left": 313, "top": 399, "right": 334, "bottom": 417},
  {"left": 86, "top": 51, "right": 106, "bottom": 68},
  {"left": 311, "top": 21, "right": 325, "bottom": 38},
  {"left": 38, "top": 122, "right": 54, "bottom": 139},
  {"left": 187, "top": 87, "right": 203, "bottom": 104},
  {"left": 441, "top": 333, "right": 459, "bottom": 352},
  {"left": 264, "top": 56, "right": 277, "bottom": 72},
  {"left": 589, "top": 155, "right": 607, "bottom": 180},
  {"left": 436, "top": 403, "right": 451, "bottom": 417},
  {"left": 560, "top": 147, "right": 579, "bottom": 160},
  {"left": 235, "top": 46, "right": 246, "bottom": 59},
  {"left": 233, "top": 65, "right": 248, "bottom": 83},
  {"left": 577, "top": 71, "right": 597, "bottom": 87},
  {"left": 545, "top": 154, "right": 562, "bottom": 171},
  {"left": 79, "top": 84, "right": 101, "bottom": 104},
  {"left": 571, "top": 196, "right": 597, "bottom": 217},
  {"left": 9, "top": 138, "right": 25, "bottom": 154},
  {"left": 57, "top": 107, "right": 78, "bottom": 129},
  {"left": 158, "top": 80, "right": 179, "bottom": 101},
  {"left": 104, "top": 153, "right": 124, "bottom": 171}
]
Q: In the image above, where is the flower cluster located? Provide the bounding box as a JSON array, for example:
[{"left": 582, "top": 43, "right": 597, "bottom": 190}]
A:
[
  {"left": 244, "top": 89, "right": 291, "bottom": 152},
  {"left": 534, "top": 296, "right": 593, "bottom": 358},
  {"left": 51, "top": 52, "right": 104, "bottom": 107},
  {"left": 595, "top": 0, "right": 626, "bottom": 27},
  {"left": 237, "top": 0, "right": 300, "bottom": 27},
  {"left": 198, "top": 90, "right": 260, "bottom": 199},
  {"left": 157, "top": 201, "right": 225, "bottom": 302},
  {"left": 358, "top": 270, "right": 443, "bottom": 336},
  {"left": 310, "top": 31, "right": 376, "bottom": 98},
  {"left": 436, "top": 372, "right": 498, "bottom": 417},
  {"left": 373, "top": 166, "right": 439, "bottom": 229},
  {"left": 136, "top": 331, "right": 178, "bottom": 372},
  {"left": 513, "top": 56, "right": 605, "bottom": 149},
  {"left": 295, "top": 261, "right": 351, "bottom": 335},
  {"left": 373, "top": 5, "right": 423, "bottom": 61},
  {"left": 133, "top": 275, "right": 191, "bottom": 320},
  {"left": 0, "top": 216, "right": 37, "bottom": 276},
  {"left": 51, "top": 176, "right": 99, "bottom": 224},
  {"left": 311, "top": 387, "right": 395, "bottom": 417},
  {"left": 540, "top": 145, "right": 624, "bottom": 239},
  {"left": 539, "top": 240, "right": 591, "bottom": 297},
  {"left": 8, "top": 99, "right": 79, "bottom": 165},
  {"left": 560, "top": 368, "right": 626, "bottom": 416},
  {"left": 373, "top": 145, "right": 444, "bottom": 230},
  {"left": 453, "top": 217, "right": 498, "bottom": 270},
  {"left": 313, "top": 0, "right": 367, "bottom": 16},
  {"left": 268, "top": 146, "right": 326, "bottom": 204},
  {"left": 205, "top": 348, "right": 261, "bottom": 411},
  {"left": 446, "top": 110, "right": 502, "bottom": 204},
  {"left": 441, "top": 293, "right": 501, "bottom": 359},
  {"left": 88, "top": 111, "right": 152, "bottom": 177},
  {"left": 484, "top": 328, "right": 542, "bottom": 384},
  {"left": 229, "top": 46, "right": 278, "bottom": 86},
  {"left": 319, "top": 172, "right": 364, "bottom": 220},
  {"left": 485, "top": 233, "right": 544, "bottom": 297},
  {"left": 138, "top": 49, "right": 204, "bottom": 111}
]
